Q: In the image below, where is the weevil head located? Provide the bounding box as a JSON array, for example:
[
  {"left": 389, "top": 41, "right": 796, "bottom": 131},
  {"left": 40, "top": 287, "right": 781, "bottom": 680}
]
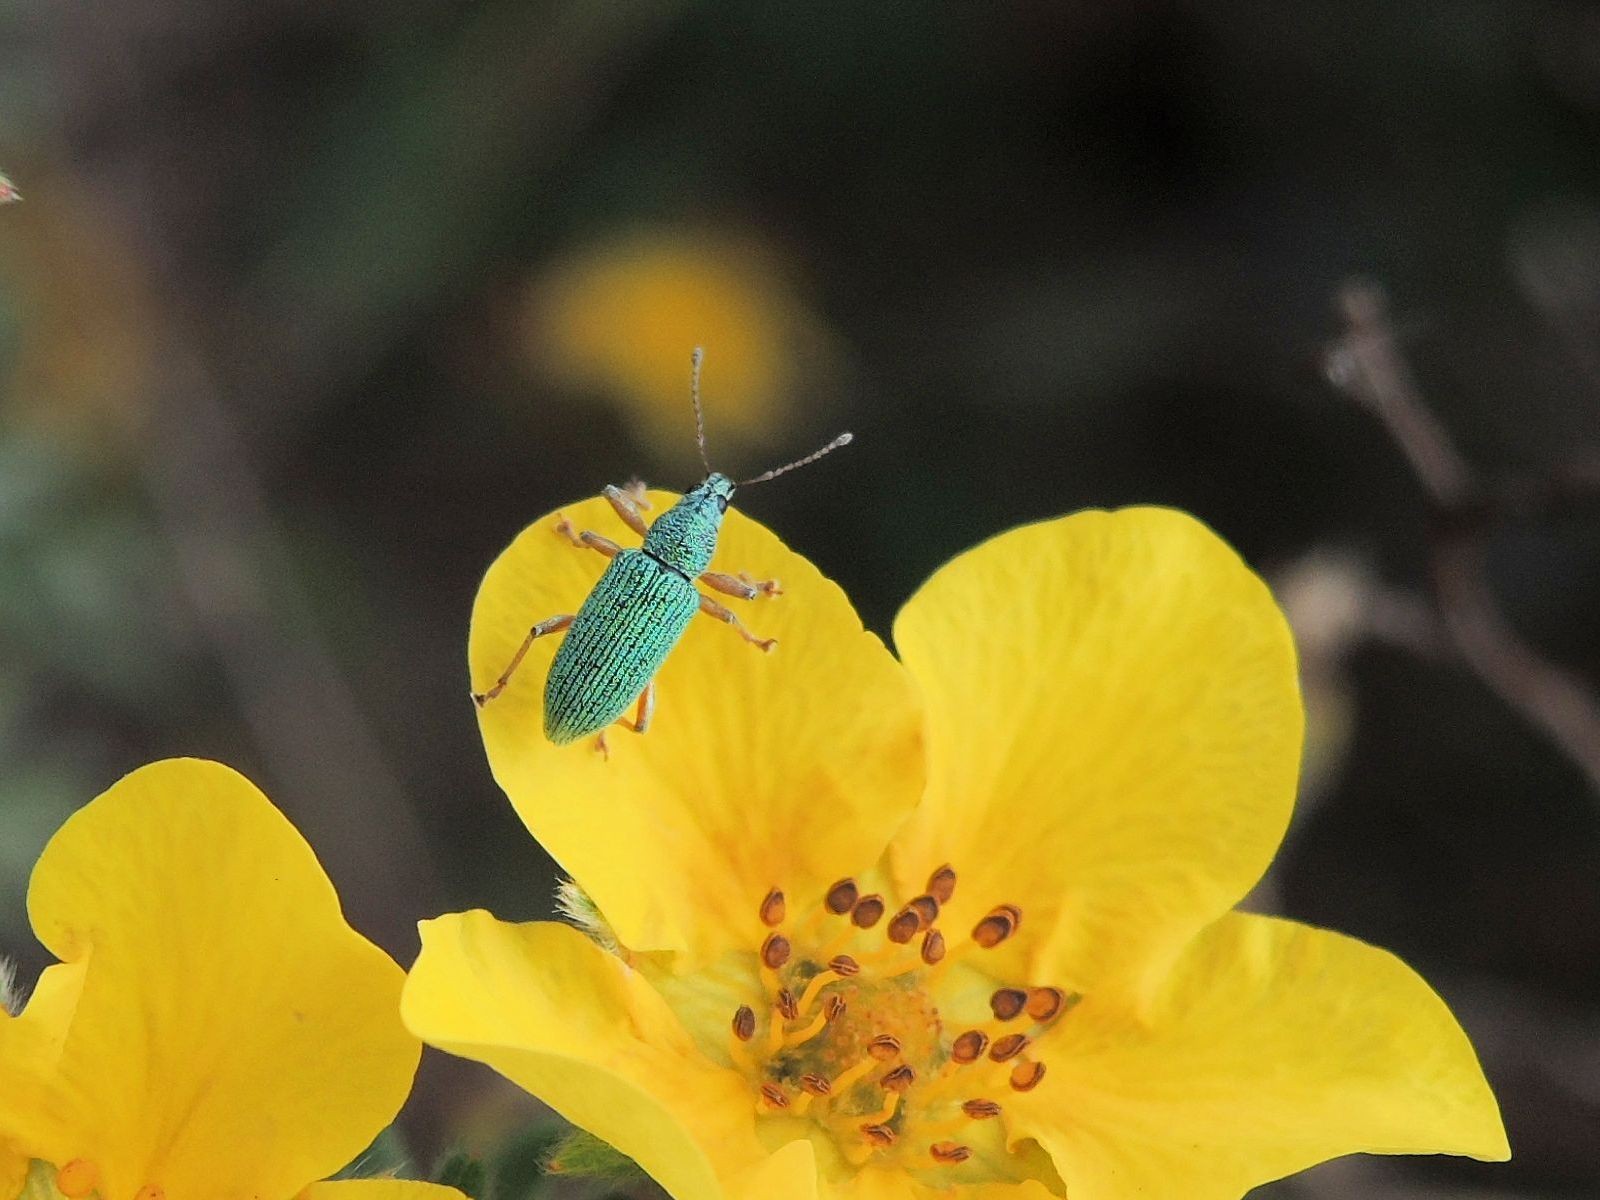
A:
[{"left": 643, "top": 472, "right": 734, "bottom": 577}]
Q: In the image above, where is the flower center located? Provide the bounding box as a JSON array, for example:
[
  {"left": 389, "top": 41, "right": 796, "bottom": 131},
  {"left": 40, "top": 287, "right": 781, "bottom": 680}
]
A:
[{"left": 728, "top": 866, "right": 1078, "bottom": 1175}]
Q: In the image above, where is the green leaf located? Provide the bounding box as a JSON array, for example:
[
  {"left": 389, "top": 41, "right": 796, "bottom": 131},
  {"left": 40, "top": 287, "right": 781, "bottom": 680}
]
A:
[
  {"left": 432, "top": 1149, "right": 487, "bottom": 1198},
  {"left": 545, "top": 1128, "right": 646, "bottom": 1183}
]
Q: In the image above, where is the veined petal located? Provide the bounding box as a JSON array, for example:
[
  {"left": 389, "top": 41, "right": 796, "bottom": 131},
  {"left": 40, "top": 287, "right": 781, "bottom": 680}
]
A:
[
  {"left": 890, "top": 508, "right": 1302, "bottom": 999},
  {"left": 1011, "top": 913, "right": 1508, "bottom": 1200},
  {"left": 830, "top": 1169, "right": 1060, "bottom": 1200},
  {"left": 5, "top": 759, "right": 419, "bottom": 1200},
  {"left": 0, "top": 1144, "right": 23, "bottom": 1200},
  {"left": 470, "top": 493, "right": 923, "bottom": 963},
  {"left": 301, "top": 1182, "right": 468, "bottom": 1200},
  {"left": 403, "top": 913, "right": 794, "bottom": 1200}
]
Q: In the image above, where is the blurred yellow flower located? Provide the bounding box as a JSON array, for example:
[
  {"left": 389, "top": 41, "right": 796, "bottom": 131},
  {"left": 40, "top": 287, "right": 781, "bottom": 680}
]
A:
[
  {"left": 0, "top": 759, "right": 461, "bottom": 1200},
  {"left": 524, "top": 229, "right": 836, "bottom": 459},
  {"left": 408, "top": 499, "right": 1508, "bottom": 1200}
]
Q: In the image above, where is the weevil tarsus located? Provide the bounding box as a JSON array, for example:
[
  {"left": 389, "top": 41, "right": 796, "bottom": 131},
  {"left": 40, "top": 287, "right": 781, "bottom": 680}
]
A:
[
  {"left": 700, "top": 570, "right": 781, "bottom": 601},
  {"left": 472, "top": 613, "right": 575, "bottom": 706},
  {"left": 698, "top": 592, "right": 777, "bottom": 651}
]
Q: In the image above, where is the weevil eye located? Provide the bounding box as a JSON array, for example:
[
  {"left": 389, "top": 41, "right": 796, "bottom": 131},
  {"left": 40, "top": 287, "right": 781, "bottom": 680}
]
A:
[{"left": 716, "top": 493, "right": 730, "bottom": 513}]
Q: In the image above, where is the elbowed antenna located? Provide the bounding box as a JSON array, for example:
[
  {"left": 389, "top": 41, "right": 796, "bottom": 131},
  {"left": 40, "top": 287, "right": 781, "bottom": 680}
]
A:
[
  {"left": 689, "top": 347, "right": 712, "bottom": 475},
  {"left": 738, "top": 431, "right": 855, "bottom": 487}
]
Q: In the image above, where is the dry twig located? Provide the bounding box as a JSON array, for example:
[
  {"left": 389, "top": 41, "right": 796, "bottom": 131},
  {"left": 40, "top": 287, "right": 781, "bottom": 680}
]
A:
[{"left": 1323, "top": 281, "right": 1600, "bottom": 795}]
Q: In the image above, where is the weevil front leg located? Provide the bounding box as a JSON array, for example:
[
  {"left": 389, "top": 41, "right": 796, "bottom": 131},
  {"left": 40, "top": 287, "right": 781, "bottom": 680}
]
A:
[
  {"left": 602, "top": 483, "right": 651, "bottom": 538},
  {"left": 700, "top": 570, "right": 782, "bottom": 600},
  {"left": 472, "top": 614, "right": 575, "bottom": 706},
  {"left": 553, "top": 515, "right": 624, "bottom": 560},
  {"left": 698, "top": 593, "right": 777, "bottom": 651}
]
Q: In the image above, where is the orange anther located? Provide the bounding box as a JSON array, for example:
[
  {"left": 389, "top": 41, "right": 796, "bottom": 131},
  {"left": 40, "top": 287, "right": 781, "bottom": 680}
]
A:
[
  {"left": 825, "top": 879, "right": 860, "bottom": 914},
  {"left": 1009, "top": 1060, "right": 1047, "bottom": 1091},
  {"left": 879, "top": 1064, "right": 917, "bottom": 1092},
  {"left": 926, "top": 863, "right": 957, "bottom": 904},
  {"left": 732, "top": 1005, "right": 756, "bottom": 1041},
  {"left": 907, "top": 893, "right": 940, "bottom": 927},
  {"left": 886, "top": 908, "right": 920, "bottom": 944},
  {"left": 920, "top": 928, "right": 946, "bottom": 965},
  {"left": 929, "top": 1141, "right": 973, "bottom": 1164},
  {"left": 776, "top": 988, "right": 799, "bottom": 1021},
  {"left": 990, "top": 987, "right": 1028, "bottom": 1020},
  {"left": 825, "top": 994, "right": 848, "bottom": 1021},
  {"left": 1026, "top": 986, "right": 1075, "bottom": 1022},
  {"left": 950, "top": 1030, "right": 989, "bottom": 1063},
  {"left": 760, "top": 888, "right": 786, "bottom": 927},
  {"left": 828, "top": 953, "right": 861, "bottom": 976},
  {"left": 57, "top": 1162, "right": 101, "bottom": 1199},
  {"left": 852, "top": 894, "right": 886, "bottom": 928},
  {"left": 861, "top": 1123, "right": 897, "bottom": 1147},
  {"left": 972, "top": 904, "right": 1021, "bottom": 948},
  {"left": 761, "top": 932, "right": 792, "bottom": 969},
  {"left": 867, "top": 1034, "right": 902, "bottom": 1060},
  {"left": 962, "top": 1098, "right": 1002, "bottom": 1119},
  {"left": 135, "top": 1188, "right": 166, "bottom": 1200},
  {"left": 760, "top": 1083, "right": 790, "bottom": 1109},
  {"left": 989, "top": 1033, "right": 1031, "bottom": 1062},
  {"left": 800, "top": 1073, "right": 832, "bottom": 1095}
]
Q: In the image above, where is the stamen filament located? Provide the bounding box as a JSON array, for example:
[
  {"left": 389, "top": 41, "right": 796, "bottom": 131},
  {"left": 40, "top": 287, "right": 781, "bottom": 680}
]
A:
[
  {"left": 782, "top": 1006, "right": 831, "bottom": 1048},
  {"left": 796, "top": 968, "right": 842, "bottom": 1015},
  {"left": 831, "top": 1054, "right": 881, "bottom": 1094},
  {"left": 865, "top": 1088, "right": 902, "bottom": 1125}
]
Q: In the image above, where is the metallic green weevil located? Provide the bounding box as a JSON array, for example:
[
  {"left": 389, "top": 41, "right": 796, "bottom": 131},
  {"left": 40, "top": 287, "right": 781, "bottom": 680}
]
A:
[{"left": 472, "top": 348, "right": 852, "bottom": 751}]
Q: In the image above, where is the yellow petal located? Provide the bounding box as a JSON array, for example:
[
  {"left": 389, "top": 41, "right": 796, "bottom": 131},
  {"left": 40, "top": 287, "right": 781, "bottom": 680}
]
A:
[
  {"left": 1011, "top": 912, "right": 1508, "bottom": 1200},
  {"left": 890, "top": 507, "right": 1302, "bottom": 998},
  {"left": 301, "top": 1182, "right": 468, "bottom": 1200},
  {"left": 403, "top": 913, "right": 787, "bottom": 1200},
  {"left": 0, "top": 1144, "right": 24, "bottom": 1200},
  {"left": 829, "top": 1169, "right": 1060, "bottom": 1200},
  {"left": 471, "top": 494, "right": 923, "bottom": 962},
  {"left": 5, "top": 759, "right": 419, "bottom": 1200},
  {"left": 729, "top": 1140, "right": 817, "bottom": 1200}
]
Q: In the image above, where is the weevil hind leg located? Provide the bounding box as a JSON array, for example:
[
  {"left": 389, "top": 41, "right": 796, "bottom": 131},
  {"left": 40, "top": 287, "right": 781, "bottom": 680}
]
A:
[
  {"left": 700, "top": 570, "right": 782, "bottom": 600},
  {"left": 698, "top": 593, "right": 777, "bottom": 651},
  {"left": 472, "top": 614, "right": 575, "bottom": 706},
  {"left": 602, "top": 483, "right": 651, "bottom": 537},
  {"left": 619, "top": 678, "right": 657, "bottom": 735}
]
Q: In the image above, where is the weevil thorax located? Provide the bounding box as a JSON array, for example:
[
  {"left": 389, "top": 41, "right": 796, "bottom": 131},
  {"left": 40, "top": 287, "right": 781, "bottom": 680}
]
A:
[{"left": 642, "top": 472, "right": 735, "bottom": 577}]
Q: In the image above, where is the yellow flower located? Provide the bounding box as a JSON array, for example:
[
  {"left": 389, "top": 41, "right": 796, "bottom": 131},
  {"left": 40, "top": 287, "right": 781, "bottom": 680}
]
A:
[
  {"left": 0, "top": 758, "right": 461, "bottom": 1200},
  {"left": 407, "top": 498, "right": 1509, "bottom": 1200},
  {"left": 524, "top": 228, "right": 837, "bottom": 460}
]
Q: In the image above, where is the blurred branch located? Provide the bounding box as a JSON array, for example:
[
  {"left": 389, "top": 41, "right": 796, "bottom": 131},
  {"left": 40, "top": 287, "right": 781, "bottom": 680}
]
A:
[
  {"left": 0, "top": 172, "right": 19, "bottom": 204},
  {"left": 133, "top": 327, "right": 440, "bottom": 956},
  {"left": 1324, "top": 281, "right": 1600, "bottom": 795}
]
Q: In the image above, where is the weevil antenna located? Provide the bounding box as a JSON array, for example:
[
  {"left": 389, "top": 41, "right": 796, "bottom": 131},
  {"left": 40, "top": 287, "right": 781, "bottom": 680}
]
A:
[
  {"left": 690, "top": 347, "right": 712, "bottom": 475},
  {"left": 738, "top": 431, "right": 855, "bottom": 487}
]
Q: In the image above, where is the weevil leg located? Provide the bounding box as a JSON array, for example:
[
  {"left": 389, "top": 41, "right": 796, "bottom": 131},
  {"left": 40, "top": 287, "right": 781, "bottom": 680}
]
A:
[
  {"left": 700, "top": 570, "right": 782, "bottom": 600},
  {"left": 472, "top": 614, "right": 575, "bottom": 706},
  {"left": 602, "top": 483, "right": 651, "bottom": 538},
  {"left": 622, "top": 477, "right": 653, "bottom": 510},
  {"left": 594, "top": 730, "right": 610, "bottom": 759},
  {"left": 553, "top": 515, "right": 624, "bottom": 560},
  {"left": 619, "top": 678, "right": 657, "bottom": 735},
  {"left": 698, "top": 593, "right": 777, "bottom": 651}
]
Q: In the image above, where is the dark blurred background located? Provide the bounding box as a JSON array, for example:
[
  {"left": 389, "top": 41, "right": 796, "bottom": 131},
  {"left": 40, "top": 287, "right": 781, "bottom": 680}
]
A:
[{"left": 3, "top": 2, "right": 1600, "bottom": 1195}]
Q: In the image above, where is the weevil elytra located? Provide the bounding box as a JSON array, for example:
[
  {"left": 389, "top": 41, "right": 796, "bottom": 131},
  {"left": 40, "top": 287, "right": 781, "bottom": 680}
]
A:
[{"left": 473, "top": 348, "right": 852, "bottom": 752}]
